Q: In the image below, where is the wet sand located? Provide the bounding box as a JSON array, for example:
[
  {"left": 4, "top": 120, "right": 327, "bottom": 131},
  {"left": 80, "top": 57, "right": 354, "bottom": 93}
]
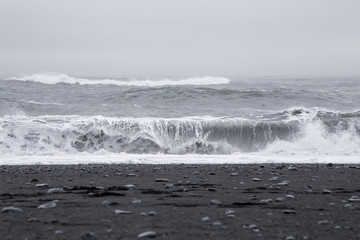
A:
[{"left": 0, "top": 164, "right": 359, "bottom": 240}]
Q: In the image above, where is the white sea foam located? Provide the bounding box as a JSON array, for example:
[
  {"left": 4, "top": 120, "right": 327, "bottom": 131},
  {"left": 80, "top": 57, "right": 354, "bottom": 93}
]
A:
[
  {"left": 0, "top": 113, "right": 359, "bottom": 164},
  {"left": 6, "top": 73, "right": 231, "bottom": 86},
  {"left": 0, "top": 154, "right": 359, "bottom": 165}
]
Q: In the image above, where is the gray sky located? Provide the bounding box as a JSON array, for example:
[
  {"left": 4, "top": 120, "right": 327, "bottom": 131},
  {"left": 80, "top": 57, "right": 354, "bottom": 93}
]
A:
[{"left": 0, "top": 0, "right": 359, "bottom": 76}]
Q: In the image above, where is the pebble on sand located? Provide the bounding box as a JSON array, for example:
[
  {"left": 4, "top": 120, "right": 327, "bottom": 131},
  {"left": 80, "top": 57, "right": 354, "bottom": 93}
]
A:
[
  {"left": 260, "top": 199, "right": 273, "bottom": 204},
  {"left": 164, "top": 183, "right": 174, "bottom": 189},
  {"left": 348, "top": 196, "right": 360, "bottom": 202},
  {"left": 210, "top": 199, "right": 221, "bottom": 205},
  {"left": 155, "top": 178, "right": 170, "bottom": 182},
  {"left": 201, "top": 216, "right": 210, "bottom": 222},
  {"left": 28, "top": 217, "right": 39, "bottom": 222},
  {"left": 124, "top": 184, "right": 136, "bottom": 189},
  {"left": 282, "top": 209, "right": 297, "bottom": 214},
  {"left": 126, "top": 173, "right": 138, "bottom": 177},
  {"left": 225, "top": 209, "right": 236, "bottom": 215},
  {"left": 38, "top": 201, "right": 57, "bottom": 209},
  {"left": 277, "top": 180, "right": 291, "bottom": 186},
  {"left": 1, "top": 206, "right": 23, "bottom": 213},
  {"left": 317, "top": 220, "right": 329, "bottom": 225},
  {"left": 115, "top": 210, "right": 132, "bottom": 214},
  {"left": 322, "top": 189, "right": 332, "bottom": 194},
  {"left": 212, "top": 221, "right": 222, "bottom": 226},
  {"left": 147, "top": 211, "right": 157, "bottom": 216},
  {"left": 285, "top": 194, "right": 295, "bottom": 199},
  {"left": 35, "top": 183, "right": 49, "bottom": 188},
  {"left": 47, "top": 188, "right": 66, "bottom": 194},
  {"left": 132, "top": 199, "right": 142, "bottom": 204},
  {"left": 137, "top": 231, "right": 157, "bottom": 238},
  {"left": 102, "top": 200, "right": 119, "bottom": 206}
]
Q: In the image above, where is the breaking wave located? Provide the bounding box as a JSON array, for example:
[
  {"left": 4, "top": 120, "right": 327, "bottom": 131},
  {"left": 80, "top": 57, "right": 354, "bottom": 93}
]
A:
[
  {"left": 6, "top": 73, "right": 230, "bottom": 86},
  {"left": 1, "top": 107, "right": 359, "bottom": 156}
]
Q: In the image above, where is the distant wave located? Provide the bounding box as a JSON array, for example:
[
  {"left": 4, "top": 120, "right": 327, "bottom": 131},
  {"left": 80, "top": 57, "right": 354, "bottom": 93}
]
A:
[
  {"left": 1, "top": 108, "right": 359, "bottom": 156},
  {"left": 6, "top": 73, "right": 231, "bottom": 86}
]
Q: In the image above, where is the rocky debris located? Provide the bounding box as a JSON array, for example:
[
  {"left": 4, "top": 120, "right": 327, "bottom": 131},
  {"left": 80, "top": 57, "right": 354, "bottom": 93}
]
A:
[
  {"left": 285, "top": 236, "right": 296, "bottom": 240},
  {"left": 115, "top": 210, "right": 132, "bottom": 214},
  {"left": 275, "top": 197, "right": 285, "bottom": 202},
  {"left": 38, "top": 201, "right": 57, "bottom": 209},
  {"left": 55, "top": 230, "right": 63, "bottom": 234},
  {"left": 231, "top": 173, "right": 239, "bottom": 176},
  {"left": 268, "top": 177, "right": 278, "bottom": 181},
  {"left": 1, "top": 206, "right": 23, "bottom": 213},
  {"left": 252, "top": 178, "right": 261, "bottom": 182},
  {"left": 210, "top": 199, "right": 221, "bottom": 205},
  {"left": 137, "top": 231, "right": 157, "bottom": 238},
  {"left": 47, "top": 188, "right": 66, "bottom": 194}
]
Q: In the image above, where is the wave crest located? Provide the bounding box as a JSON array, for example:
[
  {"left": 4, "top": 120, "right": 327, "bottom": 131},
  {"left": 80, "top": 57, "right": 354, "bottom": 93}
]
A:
[
  {"left": 1, "top": 109, "right": 359, "bottom": 156},
  {"left": 6, "top": 73, "right": 231, "bottom": 86}
]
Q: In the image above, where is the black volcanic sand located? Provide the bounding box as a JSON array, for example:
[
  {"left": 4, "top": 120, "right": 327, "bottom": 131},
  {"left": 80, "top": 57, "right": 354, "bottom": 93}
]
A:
[{"left": 0, "top": 164, "right": 360, "bottom": 240}]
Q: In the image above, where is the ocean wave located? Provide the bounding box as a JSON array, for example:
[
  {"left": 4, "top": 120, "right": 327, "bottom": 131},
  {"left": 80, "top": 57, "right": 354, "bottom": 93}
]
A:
[
  {"left": 1, "top": 109, "right": 359, "bottom": 156},
  {"left": 6, "top": 73, "right": 231, "bottom": 86}
]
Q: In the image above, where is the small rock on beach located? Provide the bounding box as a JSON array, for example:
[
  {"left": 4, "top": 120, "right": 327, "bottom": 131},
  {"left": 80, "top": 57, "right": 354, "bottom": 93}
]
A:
[
  {"left": 137, "top": 231, "right": 157, "bottom": 238},
  {"left": 1, "top": 206, "right": 23, "bottom": 213}
]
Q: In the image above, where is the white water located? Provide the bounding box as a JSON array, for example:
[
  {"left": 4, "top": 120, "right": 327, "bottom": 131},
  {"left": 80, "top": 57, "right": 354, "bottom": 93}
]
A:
[
  {"left": 6, "top": 73, "right": 230, "bottom": 86},
  {"left": 1, "top": 153, "right": 358, "bottom": 165}
]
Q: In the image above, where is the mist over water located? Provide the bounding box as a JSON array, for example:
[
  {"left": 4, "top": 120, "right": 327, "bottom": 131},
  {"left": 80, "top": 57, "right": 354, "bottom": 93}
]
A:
[{"left": 1, "top": 74, "right": 360, "bottom": 162}]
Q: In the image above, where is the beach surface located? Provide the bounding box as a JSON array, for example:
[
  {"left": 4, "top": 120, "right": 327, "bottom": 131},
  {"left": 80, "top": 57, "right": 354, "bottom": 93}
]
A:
[{"left": 1, "top": 164, "right": 359, "bottom": 240}]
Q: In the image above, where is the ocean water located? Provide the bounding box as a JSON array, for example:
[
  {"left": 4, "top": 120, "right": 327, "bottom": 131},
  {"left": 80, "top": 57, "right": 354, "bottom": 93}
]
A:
[{"left": 1, "top": 73, "right": 360, "bottom": 164}]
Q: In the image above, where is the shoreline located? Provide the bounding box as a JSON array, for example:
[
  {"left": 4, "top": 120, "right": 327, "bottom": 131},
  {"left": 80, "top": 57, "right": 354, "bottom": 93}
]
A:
[
  {"left": 1, "top": 164, "right": 359, "bottom": 239},
  {"left": 2, "top": 154, "right": 360, "bottom": 165}
]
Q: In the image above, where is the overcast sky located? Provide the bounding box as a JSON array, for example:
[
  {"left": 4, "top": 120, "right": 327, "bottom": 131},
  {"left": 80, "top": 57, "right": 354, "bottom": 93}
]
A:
[{"left": 0, "top": 0, "right": 359, "bottom": 76}]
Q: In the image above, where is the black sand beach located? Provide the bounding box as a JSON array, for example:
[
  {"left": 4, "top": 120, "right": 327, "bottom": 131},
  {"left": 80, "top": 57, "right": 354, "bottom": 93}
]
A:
[{"left": 1, "top": 164, "right": 359, "bottom": 240}]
